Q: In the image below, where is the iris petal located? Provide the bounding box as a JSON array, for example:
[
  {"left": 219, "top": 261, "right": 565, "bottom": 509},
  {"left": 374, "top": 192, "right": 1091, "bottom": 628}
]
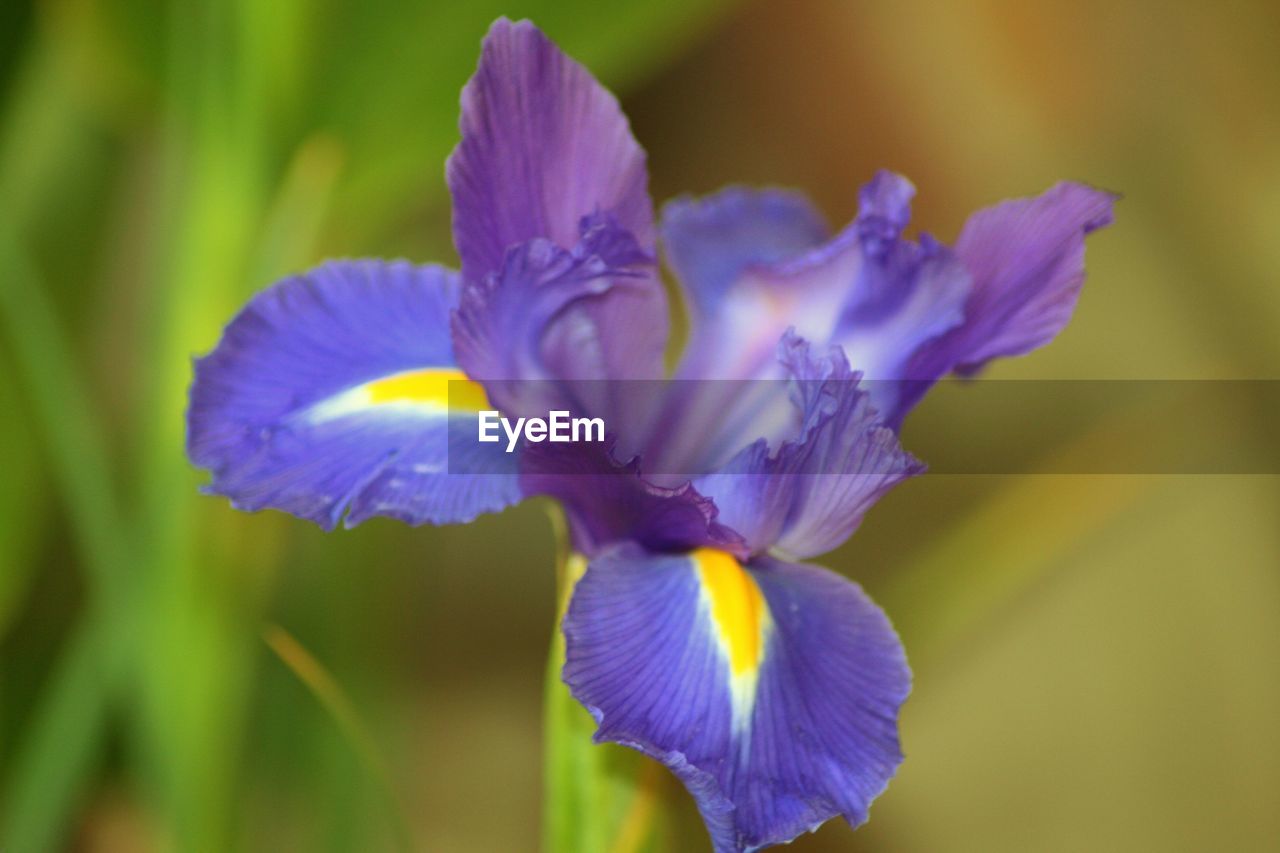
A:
[
  {"left": 563, "top": 546, "right": 910, "bottom": 852},
  {"left": 660, "top": 174, "right": 970, "bottom": 389},
  {"left": 661, "top": 187, "right": 830, "bottom": 322},
  {"left": 450, "top": 216, "right": 659, "bottom": 425},
  {"left": 657, "top": 173, "right": 1114, "bottom": 431},
  {"left": 447, "top": 18, "right": 667, "bottom": 387},
  {"left": 186, "top": 259, "right": 520, "bottom": 529},
  {"left": 647, "top": 175, "right": 967, "bottom": 473},
  {"left": 448, "top": 17, "right": 656, "bottom": 280},
  {"left": 694, "top": 333, "right": 924, "bottom": 558}
]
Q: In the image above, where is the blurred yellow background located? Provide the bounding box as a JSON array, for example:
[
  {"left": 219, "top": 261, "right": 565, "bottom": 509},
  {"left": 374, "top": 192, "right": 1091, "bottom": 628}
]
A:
[{"left": 1, "top": 1, "right": 1277, "bottom": 851}]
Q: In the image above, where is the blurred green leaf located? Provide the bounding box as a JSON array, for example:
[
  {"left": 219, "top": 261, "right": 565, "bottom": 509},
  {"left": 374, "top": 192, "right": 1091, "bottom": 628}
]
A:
[
  {"left": 0, "top": 618, "right": 121, "bottom": 853},
  {"left": 0, "top": 234, "right": 130, "bottom": 852},
  {"left": 0, "top": 355, "right": 45, "bottom": 638},
  {"left": 264, "top": 624, "right": 415, "bottom": 852}
]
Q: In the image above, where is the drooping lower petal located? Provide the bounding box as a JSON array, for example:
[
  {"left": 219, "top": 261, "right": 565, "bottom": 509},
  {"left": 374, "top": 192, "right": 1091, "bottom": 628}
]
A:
[
  {"left": 563, "top": 547, "right": 910, "bottom": 852},
  {"left": 187, "top": 259, "right": 519, "bottom": 529}
]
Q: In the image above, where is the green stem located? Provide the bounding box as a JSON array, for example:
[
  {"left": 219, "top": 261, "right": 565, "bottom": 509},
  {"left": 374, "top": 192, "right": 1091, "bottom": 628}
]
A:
[{"left": 540, "top": 504, "right": 659, "bottom": 853}]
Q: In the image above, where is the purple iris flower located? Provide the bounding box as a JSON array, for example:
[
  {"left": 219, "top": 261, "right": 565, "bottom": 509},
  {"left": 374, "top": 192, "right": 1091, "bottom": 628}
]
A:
[{"left": 186, "top": 17, "right": 1114, "bottom": 852}]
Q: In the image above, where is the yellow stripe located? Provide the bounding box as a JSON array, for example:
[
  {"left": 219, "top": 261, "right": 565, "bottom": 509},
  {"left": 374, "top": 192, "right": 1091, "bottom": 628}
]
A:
[
  {"left": 365, "top": 367, "right": 489, "bottom": 411},
  {"left": 693, "top": 548, "right": 768, "bottom": 676}
]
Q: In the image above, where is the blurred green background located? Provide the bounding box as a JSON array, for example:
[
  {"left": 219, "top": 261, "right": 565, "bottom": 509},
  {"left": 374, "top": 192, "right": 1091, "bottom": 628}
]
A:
[{"left": 1, "top": 0, "right": 1278, "bottom": 850}]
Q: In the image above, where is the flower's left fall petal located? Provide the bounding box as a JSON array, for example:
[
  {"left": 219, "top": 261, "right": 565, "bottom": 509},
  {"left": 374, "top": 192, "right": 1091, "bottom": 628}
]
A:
[
  {"left": 694, "top": 333, "right": 923, "bottom": 558},
  {"left": 187, "top": 260, "right": 520, "bottom": 529},
  {"left": 563, "top": 547, "right": 910, "bottom": 852}
]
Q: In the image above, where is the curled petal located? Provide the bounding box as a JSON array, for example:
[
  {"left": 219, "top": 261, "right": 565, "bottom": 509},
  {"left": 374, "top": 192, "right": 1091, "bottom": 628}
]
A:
[
  {"left": 695, "top": 333, "right": 924, "bottom": 558},
  {"left": 187, "top": 260, "right": 519, "bottom": 529},
  {"left": 563, "top": 547, "right": 910, "bottom": 852},
  {"left": 447, "top": 19, "right": 667, "bottom": 386},
  {"left": 855, "top": 169, "right": 914, "bottom": 247},
  {"left": 450, "top": 216, "right": 659, "bottom": 423},
  {"left": 653, "top": 173, "right": 968, "bottom": 462}
]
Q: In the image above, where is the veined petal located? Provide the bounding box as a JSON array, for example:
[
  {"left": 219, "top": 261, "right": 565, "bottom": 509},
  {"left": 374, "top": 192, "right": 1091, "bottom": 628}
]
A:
[
  {"left": 694, "top": 333, "right": 923, "bottom": 558},
  {"left": 447, "top": 18, "right": 667, "bottom": 383},
  {"left": 650, "top": 189, "right": 833, "bottom": 473},
  {"left": 830, "top": 172, "right": 970, "bottom": 393},
  {"left": 563, "top": 547, "right": 910, "bottom": 852},
  {"left": 650, "top": 174, "right": 967, "bottom": 472},
  {"left": 663, "top": 172, "right": 969, "bottom": 387},
  {"left": 187, "top": 260, "right": 520, "bottom": 529},
  {"left": 955, "top": 181, "right": 1117, "bottom": 369},
  {"left": 448, "top": 18, "right": 655, "bottom": 279},
  {"left": 451, "top": 216, "right": 658, "bottom": 421}
]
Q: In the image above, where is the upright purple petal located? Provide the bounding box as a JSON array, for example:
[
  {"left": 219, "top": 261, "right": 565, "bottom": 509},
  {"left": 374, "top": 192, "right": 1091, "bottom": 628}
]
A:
[
  {"left": 855, "top": 169, "right": 914, "bottom": 247},
  {"left": 563, "top": 547, "right": 910, "bottom": 852},
  {"left": 448, "top": 18, "right": 655, "bottom": 278},
  {"left": 446, "top": 19, "right": 667, "bottom": 385},
  {"left": 187, "top": 260, "right": 519, "bottom": 529},
  {"left": 661, "top": 187, "right": 830, "bottom": 318},
  {"left": 655, "top": 173, "right": 969, "bottom": 456},
  {"left": 694, "top": 333, "right": 923, "bottom": 558},
  {"left": 642, "top": 234, "right": 947, "bottom": 483}
]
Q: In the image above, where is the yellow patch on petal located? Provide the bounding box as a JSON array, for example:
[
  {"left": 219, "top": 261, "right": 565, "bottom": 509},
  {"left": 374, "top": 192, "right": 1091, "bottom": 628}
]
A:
[
  {"left": 693, "top": 548, "right": 771, "bottom": 731},
  {"left": 365, "top": 368, "right": 489, "bottom": 411},
  {"left": 307, "top": 367, "right": 489, "bottom": 423},
  {"left": 694, "top": 548, "right": 768, "bottom": 674}
]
